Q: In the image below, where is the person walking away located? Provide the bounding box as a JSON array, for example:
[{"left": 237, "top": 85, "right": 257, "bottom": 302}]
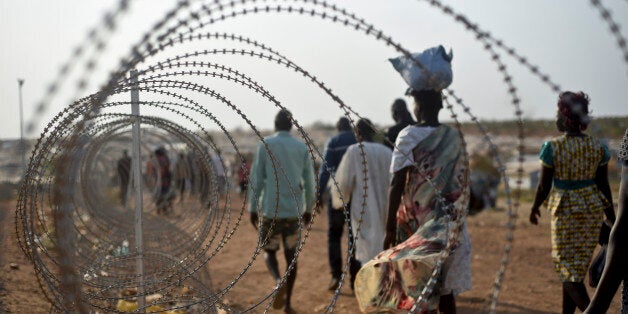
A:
[
  {"left": 331, "top": 118, "right": 392, "bottom": 291},
  {"left": 385, "top": 98, "right": 416, "bottom": 149},
  {"left": 186, "top": 151, "right": 197, "bottom": 194},
  {"left": 317, "top": 116, "right": 358, "bottom": 291},
  {"left": 154, "top": 147, "right": 173, "bottom": 215},
  {"left": 211, "top": 149, "right": 227, "bottom": 197},
  {"left": 529, "top": 91, "right": 616, "bottom": 314},
  {"left": 117, "top": 150, "right": 131, "bottom": 206},
  {"left": 248, "top": 109, "right": 315, "bottom": 314},
  {"left": 585, "top": 128, "right": 628, "bottom": 314},
  {"left": 174, "top": 152, "right": 190, "bottom": 203},
  {"left": 237, "top": 156, "right": 251, "bottom": 197},
  {"left": 355, "top": 89, "right": 471, "bottom": 313}
]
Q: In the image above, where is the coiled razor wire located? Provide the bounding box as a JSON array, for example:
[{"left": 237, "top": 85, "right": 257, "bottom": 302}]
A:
[{"left": 14, "top": 0, "right": 628, "bottom": 313}]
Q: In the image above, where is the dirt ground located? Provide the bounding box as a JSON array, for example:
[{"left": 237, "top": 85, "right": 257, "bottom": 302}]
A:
[{"left": 1, "top": 194, "right": 623, "bottom": 313}]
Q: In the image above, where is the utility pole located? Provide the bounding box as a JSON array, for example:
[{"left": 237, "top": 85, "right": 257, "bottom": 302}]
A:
[
  {"left": 18, "top": 78, "right": 26, "bottom": 178},
  {"left": 129, "top": 70, "right": 146, "bottom": 311}
]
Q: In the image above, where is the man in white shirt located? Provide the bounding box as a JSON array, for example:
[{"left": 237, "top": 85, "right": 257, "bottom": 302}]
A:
[{"left": 331, "top": 118, "right": 392, "bottom": 290}]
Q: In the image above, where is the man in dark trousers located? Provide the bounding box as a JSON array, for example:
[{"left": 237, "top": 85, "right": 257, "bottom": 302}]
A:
[
  {"left": 318, "top": 116, "right": 358, "bottom": 291},
  {"left": 385, "top": 98, "right": 416, "bottom": 149},
  {"left": 117, "top": 150, "right": 131, "bottom": 206}
]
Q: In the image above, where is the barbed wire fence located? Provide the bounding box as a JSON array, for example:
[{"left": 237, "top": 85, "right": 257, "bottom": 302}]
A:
[{"left": 14, "top": 0, "right": 627, "bottom": 313}]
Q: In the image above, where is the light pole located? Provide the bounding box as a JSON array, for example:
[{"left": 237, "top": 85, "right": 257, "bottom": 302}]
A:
[{"left": 17, "top": 78, "right": 26, "bottom": 178}]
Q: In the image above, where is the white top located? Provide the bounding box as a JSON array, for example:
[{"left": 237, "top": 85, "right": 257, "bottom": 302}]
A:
[
  {"left": 331, "top": 142, "right": 392, "bottom": 263},
  {"left": 390, "top": 125, "right": 436, "bottom": 173},
  {"left": 211, "top": 154, "right": 226, "bottom": 176}
]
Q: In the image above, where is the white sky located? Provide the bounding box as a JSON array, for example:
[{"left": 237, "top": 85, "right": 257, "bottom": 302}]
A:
[{"left": 1, "top": 0, "right": 627, "bottom": 139}]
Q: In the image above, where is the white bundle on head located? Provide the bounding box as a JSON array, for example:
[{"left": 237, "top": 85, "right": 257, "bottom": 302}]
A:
[{"left": 389, "top": 45, "right": 453, "bottom": 93}]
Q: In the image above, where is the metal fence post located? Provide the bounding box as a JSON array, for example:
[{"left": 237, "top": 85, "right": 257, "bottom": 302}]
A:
[{"left": 130, "top": 70, "right": 146, "bottom": 311}]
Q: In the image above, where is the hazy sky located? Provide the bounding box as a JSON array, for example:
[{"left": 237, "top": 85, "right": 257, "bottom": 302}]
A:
[{"left": 1, "top": 0, "right": 627, "bottom": 139}]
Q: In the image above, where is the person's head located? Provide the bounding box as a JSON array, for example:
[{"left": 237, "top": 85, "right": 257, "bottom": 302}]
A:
[
  {"left": 391, "top": 98, "right": 412, "bottom": 123},
  {"left": 336, "top": 117, "right": 352, "bottom": 132},
  {"left": 556, "top": 91, "right": 590, "bottom": 132},
  {"left": 410, "top": 89, "right": 443, "bottom": 122},
  {"left": 274, "top": 109, "right": 293, "bottom": 132},
  {"left": 155, "top": 147, "right": 166, "bottom": 156},
  {"left": 123, "top": 150, "right": 129, "bottom": 157},
  {"left": 355, "top": 118, "right": 375, "bottom": 142}
]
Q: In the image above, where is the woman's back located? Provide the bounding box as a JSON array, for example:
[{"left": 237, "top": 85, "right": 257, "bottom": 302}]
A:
[{"left": 541, "top": 135, "right": 609, "bottom": 182}]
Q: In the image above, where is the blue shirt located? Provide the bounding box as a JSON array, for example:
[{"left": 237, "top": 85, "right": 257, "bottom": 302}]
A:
[
  {"left": 318, "top": 131, "right": 357, "bottom": 196},
  {"left": 248, "top": 131, "right": 315, "bottom": 218}
]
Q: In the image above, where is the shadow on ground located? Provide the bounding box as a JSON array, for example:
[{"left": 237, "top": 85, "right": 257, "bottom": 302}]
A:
[{"left": 458, "top": 296, "right": 556, "bottom": 314}]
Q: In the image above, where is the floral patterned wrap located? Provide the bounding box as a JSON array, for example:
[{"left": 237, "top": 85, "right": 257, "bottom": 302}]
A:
[
  {"left": 355, "top": 125, "right": 469, "bottom": 313},
  {"left": 540, "top": 135, "right": 610, "bottom": 282}
]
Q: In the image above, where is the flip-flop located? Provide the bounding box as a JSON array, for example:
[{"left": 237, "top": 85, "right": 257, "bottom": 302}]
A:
[{"left": 272, "top": 282, "right": 286, "bottom": 309}]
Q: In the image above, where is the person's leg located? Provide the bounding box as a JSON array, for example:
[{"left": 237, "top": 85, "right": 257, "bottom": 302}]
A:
[
  {"left": 284, "top": 247, "right": 298, "bottom": 313},
  {"left": 178, "top": 179, "right": 185, "bottom": 202},
  {"left": 346, "top": 209, "right": 360, "bottom": 291},
  {"left": 281, "top": 219, "right": 301, "bottom": 313},
  {"left": 199, "top": 170, "right": 208, "bottom": 204},
  {"left": 563, "top": 281, "right": 590, "bottom": 312},
  {"left": 189, "top": 172, "right": 195, "bottom": 193},
  {"left": 438, "top": 293, "right": 456, "bottom": 314},
  {"left": 562, "top": 284, "right": 577, "bottom": 314},
  {"left": 259, "top": 218, "right": 282, "bottom": 280},
  {"left": 162, "top": 185, "right": 171, "bottom": 214},
  {"left": 267, "top": 248, "right": 289, "bottom": 311},
  {"left": 120, "top": 182, "right": 128, "bottom": 206},
  {"left": 264, "top": 250, "right": 281, "bottom": 281},
  {"left": 259, "top": 218, "right": 286, "bottom": 310},
  {"left": 349, "top": 259, "right": 361, "bottom": 292},
  {"left": 327, "top": 204, "right": 345, "bottom": 288},
  {"left": 218, "top": 176, "right": 226, "bottom": 196},
  {"left": 156, "top": 193, "right": 164, "bottom": 214}
]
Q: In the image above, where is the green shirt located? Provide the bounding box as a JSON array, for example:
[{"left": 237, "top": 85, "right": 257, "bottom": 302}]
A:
[{"left": 248, "top": 131, "right": 315, "bottom": 218}]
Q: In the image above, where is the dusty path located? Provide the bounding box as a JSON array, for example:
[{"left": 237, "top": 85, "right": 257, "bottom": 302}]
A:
[{"left": 1, "top": 195, "right": 623, "bottom": 313}]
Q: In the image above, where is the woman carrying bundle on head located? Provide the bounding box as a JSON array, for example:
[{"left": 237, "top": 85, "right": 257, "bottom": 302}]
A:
[
  {"left": 355, "top": 46, "right": 472, "bottom": 314},
  {"left": 529, "top": 91, "right": 616, "bottom": 314}
]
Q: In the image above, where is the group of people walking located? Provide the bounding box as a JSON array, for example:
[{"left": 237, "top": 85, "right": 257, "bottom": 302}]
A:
[
  {"left": 245, "top": 48, "right": 628, "bottom": 314},
  {"left": 111, "top": 46, "right": 626, "bottom": 313},
  {"left": 117, "top": 145, "right": 234, "bottom": 214},
  {"left": 248, "top": 89, "right": 472, "bottom": 313}
]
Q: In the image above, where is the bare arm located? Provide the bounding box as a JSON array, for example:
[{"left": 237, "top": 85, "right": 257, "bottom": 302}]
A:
[
  {"left": 594, "top": 164, "right": 616, "bottom": 224},
  {"left": 529, "top": 165, "right": 554, "bottom": 225},
  {"left": 383, "top": 167, "right": 408, "bottom": 249},
  {"left": 585, "top": 165, "right": 628, "bottom": 314},
  {"left": 248, "top": 143, "right": 266, "bottom": 229}
]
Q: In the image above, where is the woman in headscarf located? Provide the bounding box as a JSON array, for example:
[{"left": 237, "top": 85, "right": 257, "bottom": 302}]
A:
[
  {"left": 529, "top": 91, "right": 615, "bottom": 314},
  {"left": 355, "top": 89, "right": 471, "bottom": 313}
]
